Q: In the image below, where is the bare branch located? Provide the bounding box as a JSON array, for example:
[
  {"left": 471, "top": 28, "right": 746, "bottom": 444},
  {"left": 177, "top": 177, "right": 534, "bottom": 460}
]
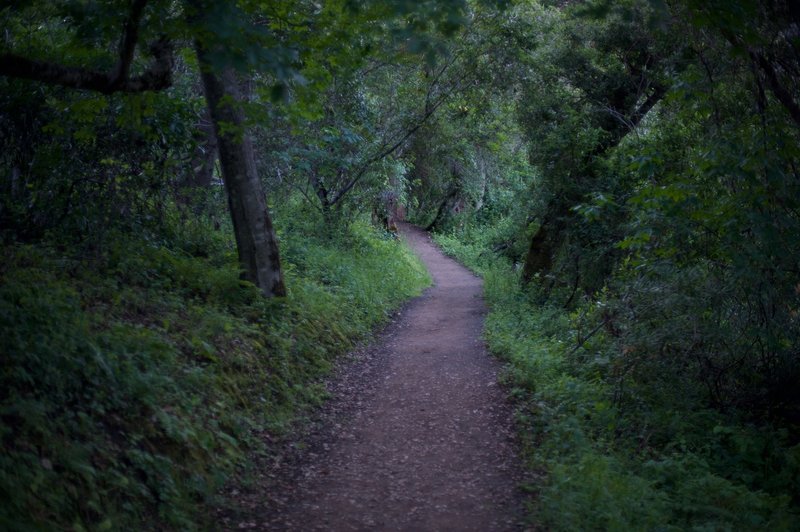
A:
[
  {"left": 328, "top": 56, "right": 475, "bottom": 207},
  {"left": 329, "top": 89, "right": 452, "bottom": 207}
]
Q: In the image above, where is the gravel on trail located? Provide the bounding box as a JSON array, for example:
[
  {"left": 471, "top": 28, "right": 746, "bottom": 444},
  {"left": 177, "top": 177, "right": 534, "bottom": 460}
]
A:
[{"left": 222, "top": 223, "right": 531, "bottom": 531}]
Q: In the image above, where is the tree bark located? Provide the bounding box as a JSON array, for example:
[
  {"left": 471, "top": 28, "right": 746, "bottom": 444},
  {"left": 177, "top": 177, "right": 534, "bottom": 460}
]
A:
[
  {"left": 309, "top": 170, "right": 334, "bottom": 222},
  {"left": 195, "top": 46, "right": 286, "bottom": 297},
  {"left": 425, "top": 187, "right": 459, "bottom": 232},
  {"left": 178, "top": 107, "right": 217, "bottom": 211},
  {"left": 190, "top": 112, "right": 217, "bottom": 190},
  {"left": 521, "top": 219, "right": 553, "bottom": 283}
]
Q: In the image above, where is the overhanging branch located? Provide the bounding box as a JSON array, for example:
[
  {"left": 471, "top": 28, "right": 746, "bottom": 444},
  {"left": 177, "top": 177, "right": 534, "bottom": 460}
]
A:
[
  {"left": 0, "top": 0, "right": 173, "bottom": 94},
  {"left": 328, "top": 63, "right": 474, "bottom": 207}
]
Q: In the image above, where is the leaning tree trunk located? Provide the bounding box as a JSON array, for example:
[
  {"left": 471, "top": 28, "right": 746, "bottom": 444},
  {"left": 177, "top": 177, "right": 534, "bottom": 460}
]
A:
[
  {"left": 521, "top": 85, "right": 667, "bottom": 286},
  {"left": 195, "top": 46, "right": 286, "bottom": 297}
]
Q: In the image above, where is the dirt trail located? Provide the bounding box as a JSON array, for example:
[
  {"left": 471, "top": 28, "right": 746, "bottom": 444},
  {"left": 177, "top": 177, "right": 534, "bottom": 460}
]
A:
[{"left": 231, "top": 223, "right": 527, "bottom": 531}]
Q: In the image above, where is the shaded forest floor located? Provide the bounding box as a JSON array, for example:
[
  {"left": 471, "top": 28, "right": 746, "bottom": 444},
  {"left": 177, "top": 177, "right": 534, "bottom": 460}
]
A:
[{"left": 220, "top": 224, "right": 531, "bottom": 531}]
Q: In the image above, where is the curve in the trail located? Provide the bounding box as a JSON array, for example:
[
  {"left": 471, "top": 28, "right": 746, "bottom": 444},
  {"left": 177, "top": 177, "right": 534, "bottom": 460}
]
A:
[{"left": 251, "top": 223, "right": 527, "bottom": 531}]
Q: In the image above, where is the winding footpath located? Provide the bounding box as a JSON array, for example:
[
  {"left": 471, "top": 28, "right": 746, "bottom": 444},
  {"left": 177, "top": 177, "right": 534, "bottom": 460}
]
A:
[{"left": 228, "top": 223, "right": 528, "bottom": 531}]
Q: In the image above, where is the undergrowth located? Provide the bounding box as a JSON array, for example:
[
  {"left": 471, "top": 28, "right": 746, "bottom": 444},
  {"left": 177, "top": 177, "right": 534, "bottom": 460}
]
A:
[
  {"left": 434, "top": 224, "right": 799, "bottom": 532},
  {"left": 0, "top": 208, "right": 429, "bottom": 531}
]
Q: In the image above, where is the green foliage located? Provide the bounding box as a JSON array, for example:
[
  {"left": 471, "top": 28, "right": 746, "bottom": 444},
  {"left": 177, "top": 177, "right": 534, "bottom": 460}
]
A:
[
  {"left": 0, "top": 209, "right": 429, "bottom": 530},
  {"left": 436, "top": 224, "right": 799, "bottom": 530},
  {"left": 480, "top": 8, "right": 800, "bottom": 528},
  {"left": 4, "top": 0, "right": 800, "bottom": 528},
  {"left": 0, "top": 73, "right": 204, "bottom": 242},
  {"left": 505, "top": 0, "right": 800, "bottom": 421}
]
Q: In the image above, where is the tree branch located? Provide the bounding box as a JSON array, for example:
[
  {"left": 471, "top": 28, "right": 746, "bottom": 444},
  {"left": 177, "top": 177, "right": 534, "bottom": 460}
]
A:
[
  {"left": 751, "top": 51, "right": 800, "bottom": 128},
  {"left": 328, "top": 60, "right": 474, "bottom": 207},
  {"left": 719, "top": 25, "right": 800, "bottom": 128},
  {"left": 328, "top": 91, "right": 450, "bottom": 206},
  {"left": 594, "top": 84, "right": 666, "bottom": 156},
  {"left": 109, "top": 0, "right": 150, "bottom": 88},
  {"left": 0, "top": 0, "right": 173, "bottom": 94}
]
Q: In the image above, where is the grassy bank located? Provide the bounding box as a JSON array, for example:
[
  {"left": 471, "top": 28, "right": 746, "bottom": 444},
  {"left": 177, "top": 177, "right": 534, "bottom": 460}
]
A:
[
  {"left": 0, "top": 212, "right": 429, "bottom": 530},
  {"left": 434, "top": 224, "right": 798, "bottom": 531}
]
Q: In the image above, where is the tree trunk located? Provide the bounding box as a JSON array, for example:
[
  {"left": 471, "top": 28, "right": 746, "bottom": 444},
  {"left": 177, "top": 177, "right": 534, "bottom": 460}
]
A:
[
  {"left": 425, "top": 195, "right": 450, "bottom": 232},
  {"left": 309, "top": 170, "right": 335, "bottom": 226},
  {"left": 521, "top": 220, "right": 553, "bottom": 283},
  {"left": 521, "top": 85, "right": 667, "bottom": 286},
  {"left": 195, "top": 46, "right": 286, "bottom": 297},
  {"left": 178, "top": 107, "right": 217, "bottom": 212}
]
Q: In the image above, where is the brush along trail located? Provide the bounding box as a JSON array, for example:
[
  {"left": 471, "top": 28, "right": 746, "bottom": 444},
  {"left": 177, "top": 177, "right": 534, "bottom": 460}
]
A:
[{"left": 224, "top": 223, "right": 529, "bottom": 531}]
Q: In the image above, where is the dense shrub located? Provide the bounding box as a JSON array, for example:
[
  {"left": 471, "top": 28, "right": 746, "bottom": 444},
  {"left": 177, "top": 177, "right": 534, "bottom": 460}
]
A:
[{"left": 435, "top": 229, "right": 800, "bottom": 531}]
